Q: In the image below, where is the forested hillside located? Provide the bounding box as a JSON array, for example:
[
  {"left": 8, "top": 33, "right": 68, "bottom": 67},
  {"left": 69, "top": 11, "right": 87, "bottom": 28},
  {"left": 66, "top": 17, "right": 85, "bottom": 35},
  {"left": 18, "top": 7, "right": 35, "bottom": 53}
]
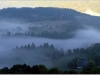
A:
[
  {"left": 0, "top": 7, "right": 100, "bottom": 39},
  {"left": 0, "top": 7, "right": 86, "bottom": 22},
  {"left": 0, "top": 7, "right": 100, "bottom": 29}
]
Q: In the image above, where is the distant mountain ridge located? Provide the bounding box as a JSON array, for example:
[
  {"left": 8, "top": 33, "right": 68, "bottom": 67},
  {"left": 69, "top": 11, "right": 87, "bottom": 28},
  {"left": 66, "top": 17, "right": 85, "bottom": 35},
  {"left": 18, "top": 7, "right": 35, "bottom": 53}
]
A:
[
  {"left": 0, "top": 7, "right": 88, "bottom": 22},
  {"left": 0, "top": 7, "right": 100, "bottom": 30},
  {"left": 1, "top": 1, "right": 100, "bottom": 15}
]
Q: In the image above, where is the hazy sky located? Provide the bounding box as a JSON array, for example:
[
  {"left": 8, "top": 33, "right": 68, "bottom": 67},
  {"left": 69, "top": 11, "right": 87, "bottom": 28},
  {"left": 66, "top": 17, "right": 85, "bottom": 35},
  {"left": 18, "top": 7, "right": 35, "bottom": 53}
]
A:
[
  {"left": 0, "top": 0, "right": 73, "bottom": 9},
  {"left": 0, "top": 0, "right": 100, "bottom": 16},
  {"left": 0, "top": 0, "right": 98, "bottom": 9}
]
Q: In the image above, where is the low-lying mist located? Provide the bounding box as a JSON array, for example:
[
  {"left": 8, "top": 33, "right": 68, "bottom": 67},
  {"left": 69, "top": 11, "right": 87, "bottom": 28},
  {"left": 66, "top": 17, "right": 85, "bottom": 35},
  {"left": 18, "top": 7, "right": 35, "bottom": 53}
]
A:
[
  {"left": 0, "top": 20, "right": 33, "bottom": 35},
  {"left": 0, "top": 20, "right": 100, "bottom": 69}
]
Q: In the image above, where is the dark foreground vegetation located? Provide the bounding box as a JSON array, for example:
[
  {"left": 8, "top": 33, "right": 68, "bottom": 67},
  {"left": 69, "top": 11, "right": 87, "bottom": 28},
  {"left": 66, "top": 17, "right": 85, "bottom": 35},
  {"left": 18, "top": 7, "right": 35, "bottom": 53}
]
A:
[
  {"left": 0, "top": 64, "right": 77, "bottom": 74},
  {"left": 1, "top": 64, "right": 100, "bottom": 74}
]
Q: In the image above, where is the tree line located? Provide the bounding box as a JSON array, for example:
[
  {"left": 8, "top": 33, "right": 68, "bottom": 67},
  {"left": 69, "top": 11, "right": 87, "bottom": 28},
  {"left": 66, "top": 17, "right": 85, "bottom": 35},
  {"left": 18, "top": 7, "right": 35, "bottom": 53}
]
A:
[
  {"left": 1, "top": 63, "right": 100, "bottom": 74},
  {"left": 0, "top": 64, "right": 77, "bottom": 74},
  {"left": 0, "top": 7, "right": 87, "bottom": 22},
  {"left": 14, "top": 43, "right": 100, "bottom": 68},
  {"left": 1, "top": 30, "right": 73, "bottom": 39},
  {"left": 0, "top": 42, "right": 100, "bottom": 74},
  {"left": 13, "top": 42, "right": 64, "bottom": 59}
]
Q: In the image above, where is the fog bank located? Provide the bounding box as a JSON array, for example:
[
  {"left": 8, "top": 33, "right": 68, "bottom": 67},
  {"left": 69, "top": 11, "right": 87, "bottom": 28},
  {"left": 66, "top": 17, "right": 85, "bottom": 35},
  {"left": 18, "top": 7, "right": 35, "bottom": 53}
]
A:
[{"left": 0, "top": 20, "right": 100, "bottom": 68}]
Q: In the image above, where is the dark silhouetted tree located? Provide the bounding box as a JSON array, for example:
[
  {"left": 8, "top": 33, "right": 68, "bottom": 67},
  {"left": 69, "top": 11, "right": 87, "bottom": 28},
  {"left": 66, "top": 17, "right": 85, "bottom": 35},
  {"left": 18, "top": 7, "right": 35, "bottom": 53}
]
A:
[{"left": 48, "top": 68, "right": 61, "bottom": 74}]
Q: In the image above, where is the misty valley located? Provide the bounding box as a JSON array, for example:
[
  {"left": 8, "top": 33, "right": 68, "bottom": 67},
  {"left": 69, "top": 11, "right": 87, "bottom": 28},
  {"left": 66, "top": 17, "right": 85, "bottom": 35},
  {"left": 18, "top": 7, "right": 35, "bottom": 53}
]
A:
[{"left": 0, "top": 7, "right": 100, "bottom": 74}]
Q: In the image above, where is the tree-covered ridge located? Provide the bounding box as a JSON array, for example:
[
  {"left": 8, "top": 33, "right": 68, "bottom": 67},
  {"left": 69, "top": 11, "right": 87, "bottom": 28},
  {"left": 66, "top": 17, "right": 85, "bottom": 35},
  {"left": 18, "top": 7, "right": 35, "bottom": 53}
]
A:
[
  {"left": 0, "top": 42, "right": 100, "bottom": 74},
  {"left": 0, "top": 7, "right": 89, "bottom": 22},
  {"left": 67, "top": 43, "right": 100, "bottom": 69},
  {"left": 13, "top": 42, "right": 65, "bottom": 59},
  {"left": 1, "top": 20, "right": 83, "bottom": 39},
  {"left": 12, "top": 42, "right": 100, "bottom": 67},
  {"left": 0, "top": 7, "right": 100, "bottom": 30},
  {"left": 1, "top": 31, "right": 73, "bottom": 39}
]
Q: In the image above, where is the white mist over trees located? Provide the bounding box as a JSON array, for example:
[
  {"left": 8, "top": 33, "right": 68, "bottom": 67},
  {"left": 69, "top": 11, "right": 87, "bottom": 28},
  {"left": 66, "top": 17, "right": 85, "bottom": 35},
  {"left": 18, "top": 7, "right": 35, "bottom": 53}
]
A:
[
  {"left": 0, "top": 7, "right": 100, "bottom": 70},
  {"left": 0, "top": 20, "right": 100, "bottom": 68}
]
